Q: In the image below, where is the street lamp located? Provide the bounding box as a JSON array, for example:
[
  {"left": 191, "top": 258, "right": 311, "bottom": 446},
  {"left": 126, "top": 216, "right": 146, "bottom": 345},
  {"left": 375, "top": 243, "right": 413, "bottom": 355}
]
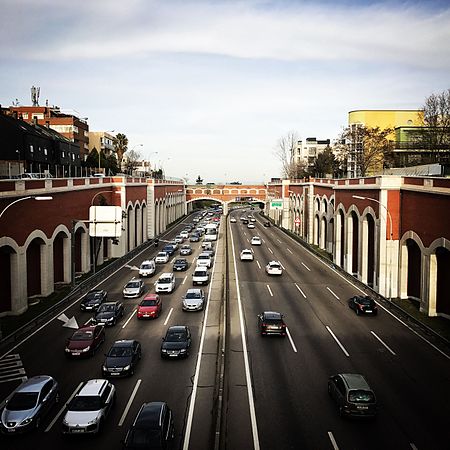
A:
[
  {"left": 352, "top": 195, "right": 393, "bottom": 301},
  {"left": 0, "top": 196, "right": 53, "bottom": 220}
]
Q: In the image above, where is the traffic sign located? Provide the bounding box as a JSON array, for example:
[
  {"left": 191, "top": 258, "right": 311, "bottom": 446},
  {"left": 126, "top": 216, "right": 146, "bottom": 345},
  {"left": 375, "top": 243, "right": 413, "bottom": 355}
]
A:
[{"left": 294, "top": 217, "right": 301, "bottom": 225}]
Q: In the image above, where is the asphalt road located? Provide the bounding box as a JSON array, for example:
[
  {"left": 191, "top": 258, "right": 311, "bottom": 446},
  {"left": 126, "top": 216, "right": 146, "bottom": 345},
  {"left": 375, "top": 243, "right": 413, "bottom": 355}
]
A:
[{"left": 1, "top": 208, "right": 450, "bottom": 450}]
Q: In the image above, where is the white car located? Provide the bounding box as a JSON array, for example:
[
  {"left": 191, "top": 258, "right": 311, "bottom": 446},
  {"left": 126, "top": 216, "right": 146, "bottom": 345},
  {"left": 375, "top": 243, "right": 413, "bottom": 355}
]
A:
[
  {"left": 62, "top": 379, "right": 115, "bottom": 434},
  {"left": 182, "top": 289, "right": 205, "bottom": 311},
  {"left": 155, "top": 252, "right": 170, "bottom": 264},
  {"left": 251, "top": 236, "right": 262, "bottom": 246},
  {"left": 197, "top": 253, "right": 212, "bottom": 269},
  {"left": 266, "top": 261, "right": 283, "bottom": 275},
  {"left": 139, "top": 260, "right": 156, "bottom": 277},
  {"left": 180, "top": 230, "right": 189, "bottom": 239},
  {"left": 247, "top": 223, "right": 255, "bottom": 229},
  {"left": 250, "top": 217, "right": 256, "bottom": 222},
  {"left": 192, "top": 267, "right": 209, "bottom": 285},
  {"left": 230, "top": 217, "right": 237, "bottom": 223},
  {"left": 240, "top": 249, "right": 254, "bottom": 261},
  {"left": 155, "top": 273, "right": 176, "bottom": 293},
  {"left": 174, "top": 235, "right": 184, "bottom": 244}
]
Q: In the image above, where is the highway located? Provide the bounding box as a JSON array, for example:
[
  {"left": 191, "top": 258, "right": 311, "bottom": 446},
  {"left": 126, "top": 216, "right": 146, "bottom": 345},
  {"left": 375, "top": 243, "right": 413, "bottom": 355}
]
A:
[{"left": 0, "top": 208, "right": 450, "bottom": 449}]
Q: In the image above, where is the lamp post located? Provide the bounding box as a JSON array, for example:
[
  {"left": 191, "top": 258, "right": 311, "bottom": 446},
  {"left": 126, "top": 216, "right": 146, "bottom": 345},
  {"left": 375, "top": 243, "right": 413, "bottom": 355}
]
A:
[
  {"left": 0, "top": 196, "right": 53, "bottom": 220},
  {"left": 352, "top": 195, "right": 393, "bottom": 301}
]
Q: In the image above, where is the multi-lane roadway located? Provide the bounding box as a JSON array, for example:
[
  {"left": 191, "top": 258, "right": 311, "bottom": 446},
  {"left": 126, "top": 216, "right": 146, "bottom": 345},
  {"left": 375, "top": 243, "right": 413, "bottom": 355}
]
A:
[{"left": 0, "top": 208, "right": 449, "bottom": 450}]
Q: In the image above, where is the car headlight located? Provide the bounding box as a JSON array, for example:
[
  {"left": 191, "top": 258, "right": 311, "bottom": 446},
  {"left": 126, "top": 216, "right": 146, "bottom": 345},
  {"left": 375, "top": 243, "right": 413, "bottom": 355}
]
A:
[
  {"left": 65, "top": 348, "right": 70, "bottom": 352},
  {"left": 123, "top": 365, "right": 131, "bottom": 371},
  {"left": 180, "top": 349, "right": 186, "bottom": 353},
  {"left": 106, "top": 317, "right": 114, "bottom": 322},
  {"left": 87, "top": 416, "right": 100, "bottom": 425},
  {"left": 21, "top": 418, "right": 33, "bottom": 425},
  {"left": 161, "top": 349, "right": 167, "bottom": 353},
  {"left": 81, "top": 346, "right": 91, "bottom": 352}
]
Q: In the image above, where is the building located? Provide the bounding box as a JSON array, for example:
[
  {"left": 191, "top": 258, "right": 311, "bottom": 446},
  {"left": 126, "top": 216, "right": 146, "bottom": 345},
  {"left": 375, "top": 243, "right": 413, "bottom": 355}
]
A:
[
  {"left": 293, "top": 138, "right": 331, "bottom": 172},
  {"left": 88, "top": 131, "right": 116, "bottom": 174},
  {"left": 8, "top": 106, "right": 90, "bottom": 161}
]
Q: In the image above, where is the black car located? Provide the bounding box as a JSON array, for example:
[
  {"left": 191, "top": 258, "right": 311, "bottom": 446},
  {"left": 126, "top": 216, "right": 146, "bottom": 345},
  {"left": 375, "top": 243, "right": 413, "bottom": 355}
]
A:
[
  {"left": 258, "top": 311, "right": 287, "bottom": 336},
  {"left": 173, "top": 258, "right": 188, "bottom": 271},
  {"left": 162, "top": 245, "right": 176, "bottom": 256},
  {"left": 124, "top": 402, "right": 174, "bottom": 449},
  {"left": 160, "top": 326, "right": 191, "bottom": 359},
  {"left": 189, "top": 233, "right": 200, "bottom": 242},
  {"left": 263, "top": 221, "right": 271, "bottom": 227},
  {"left": 92, "top": 301, "right": 124, "bottom": 326},
  {"left": 80, "top": 289, "right": 107, "bottom": 311},
  {"left": 102, "top": 340, "right": 141, "bottom": 377},
  {"left": 348, "top": 296, "right": 378, "bottom": 316}
]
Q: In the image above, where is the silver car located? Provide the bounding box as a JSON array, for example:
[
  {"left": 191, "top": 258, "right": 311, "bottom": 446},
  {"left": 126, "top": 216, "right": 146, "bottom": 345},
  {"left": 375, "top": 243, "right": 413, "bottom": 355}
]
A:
[
  {"left": 182, "top": 289, "right": 205, "bottom": 311},
  {"left": 122, "top": 278, "right": 145, "bottom": 298},
  {"left": 0, "top": 375, "right": 59, "bottom": 433},
  {"left": 62, "top": 379, "right": 115, "bottom": 434}
]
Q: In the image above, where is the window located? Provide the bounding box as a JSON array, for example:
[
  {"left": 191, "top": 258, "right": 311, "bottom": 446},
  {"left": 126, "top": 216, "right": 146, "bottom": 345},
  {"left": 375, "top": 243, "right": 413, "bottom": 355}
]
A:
[
  {"left": 61, "top": 151, "right": 65, "bottom": 158},
  {"left": 100, "top": 384, "right": 112, "bottom": 404},
  {"left": 30, "top": 145, "right": 34, "bottom": 153},
  {"left": 44, "top": 148, "right": 48, "bottom": 155},
  {"left": 22, "top": 113, "right": 28, "bottom": 119},
  {"left": 32, "top": 113, "right": 44, "bottom": 119}
]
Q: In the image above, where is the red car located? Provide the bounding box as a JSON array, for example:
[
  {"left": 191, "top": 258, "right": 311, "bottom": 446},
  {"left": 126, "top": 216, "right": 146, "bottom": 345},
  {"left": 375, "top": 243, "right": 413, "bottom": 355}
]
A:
[
  {"left": 64, "top": 324, "right": 105, "bottom": 357},
  {"left": 137, "top": 294, "right": 162, "bottom": 319}
]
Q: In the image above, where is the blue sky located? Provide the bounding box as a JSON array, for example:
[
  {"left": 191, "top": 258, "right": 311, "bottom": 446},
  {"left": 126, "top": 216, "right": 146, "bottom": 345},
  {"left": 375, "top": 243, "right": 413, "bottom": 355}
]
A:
[{"left": 1, "top": 0, "right": 449, "bottom": 183}]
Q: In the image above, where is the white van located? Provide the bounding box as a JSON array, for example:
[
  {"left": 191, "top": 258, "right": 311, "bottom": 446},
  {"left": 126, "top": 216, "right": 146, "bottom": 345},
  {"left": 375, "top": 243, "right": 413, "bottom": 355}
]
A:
[
  {"left": 204, "top": 223, "right": 218, "bottom": 241},
  {"left": 139, "top": 259, "right": 156, "bottom": 277},
  {"left": 155, "top": 272, "right": 176, "bottom": 293}
]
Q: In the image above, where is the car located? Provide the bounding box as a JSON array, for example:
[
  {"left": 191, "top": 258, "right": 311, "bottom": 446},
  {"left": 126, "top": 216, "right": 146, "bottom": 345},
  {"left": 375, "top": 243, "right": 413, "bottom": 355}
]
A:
[
  {"left": 240, "top": 249, "right": 254, "bottom": 261},
  {"left": 80, "top": 289, "right": 107, "bottom": 311},
  {"left": 328, "top": 373, "right": 377, "bottom": 417},
  {"left": 174, "top": 235, "right": 184, "bottom": 243},
  {"left": 65, "top": 325, "right": 105, "bottom": 357},
  {"left": 182, "top": 289, "right": 205, "bottom": 311},
  {"left": 250, "top": 217, "right": 256, "bottom": 222},
  {"left": 102, "top": 340, "right": 142, "bottom": 377},
  {"left": 137, "top": 294, "right": 162, "bottom": 319},
  {"left": 258, "top": 311, "right": 287, "bottom": 336},
  {"left": 242, "top": 219, "right": 249, "bottom": 225},
  {"left": 160, "top": 325, "right": 191, "bottom": 358},
  {"left": 168, "top": 241, "right": 179, "bottom": 250},
  {"left": 192, "top": 267, "right": 209, "bottom": 286},
  {"left": 264, "top": 221, "right": 271, "bottom": 227},
  {"left": 190, "top": 233, "right": 200, "bottom": 242},
  {"left": 180, "top": 230, "right": 189, "bottom": 239},
  {"left": 62, "top": 379, "right": 115, "bottom": 434},
  {"left": 123, "top": 278, "right": 145, "bottom": 298},
  {"left": 348, "top": 295, "right": 378, "bottom": 316},
  {"left": 202, "top": 241, "right": 213, "bottom": 250},
  {"left": 251, "top": 236, "right": 262, "bottom": 245},
  {"left": 155, "top": 272, "right": 176, "bottom": 294},
  {"left": 139, "top": 260, "right": 156, "bottom": 277},
  {"left": 0, "top": 375, "right": 59, "bottom": 433},
  {"left": 197, "top": 253, "right": 212, "bottom": 269},
  {"left": 247, "top": 223, "right": 255, "bottom": 229},
  {"left": 123, "top": 402, "right": 174, "bottom": 449},
  {"left": 230, "top": 217, "right": 237, "bottom": 223},
  {"left": 203, "top": 249, "right": 215, "bottom": 259},
  {"left": 173, "top": 258, "right": 188, "bottom": 271},
  {"left": 92, "top": 301, "right": 124, "bottom": 326},
  {"left": 196, "top": 226, "right": 205, "bottom": 235},
  {"left": 162, "top": 244, "right": 176, "bottom": 256},
  {"left": 180, "top": 244, "right": 193, "bottom": 256},
  {"left": 155, "top": 251, "right": 170, "bottom": 264},
  {"left": 265, "top": 261, "right": 283, "bottom": 275}
]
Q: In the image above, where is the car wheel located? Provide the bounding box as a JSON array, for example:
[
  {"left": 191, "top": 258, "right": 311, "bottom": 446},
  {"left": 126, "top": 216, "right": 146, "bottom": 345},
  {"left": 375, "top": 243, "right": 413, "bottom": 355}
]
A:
[{"left": 356, "top": 309, "right": 360, "bottom": 316}]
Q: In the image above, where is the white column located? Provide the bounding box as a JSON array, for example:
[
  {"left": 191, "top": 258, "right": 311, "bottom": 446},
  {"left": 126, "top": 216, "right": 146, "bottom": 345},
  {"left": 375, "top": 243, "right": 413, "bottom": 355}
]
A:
[{"left": 40, "top": 241, "right": 53, "bottom": 296}]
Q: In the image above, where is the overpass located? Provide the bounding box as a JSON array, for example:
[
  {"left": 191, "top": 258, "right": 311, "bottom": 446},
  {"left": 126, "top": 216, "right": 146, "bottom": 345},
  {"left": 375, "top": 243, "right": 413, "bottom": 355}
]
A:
[{"left": 185, "top": 184, "right": 267, "bottom": 214}]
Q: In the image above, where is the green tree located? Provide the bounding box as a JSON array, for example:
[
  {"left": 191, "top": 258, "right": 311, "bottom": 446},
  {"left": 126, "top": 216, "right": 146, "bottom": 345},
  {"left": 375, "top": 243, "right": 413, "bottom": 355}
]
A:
[
  {"left": 313, "top": 146, "right": 336, "bottom": 178},
  {"left": 113, "top": 133, "right": 128, "bottom": 169}
]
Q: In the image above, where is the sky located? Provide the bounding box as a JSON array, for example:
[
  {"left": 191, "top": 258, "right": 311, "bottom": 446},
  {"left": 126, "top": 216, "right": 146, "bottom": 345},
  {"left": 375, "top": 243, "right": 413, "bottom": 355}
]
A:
[{"left": 1, "top": 0, "right": 449, "bottom": 184}]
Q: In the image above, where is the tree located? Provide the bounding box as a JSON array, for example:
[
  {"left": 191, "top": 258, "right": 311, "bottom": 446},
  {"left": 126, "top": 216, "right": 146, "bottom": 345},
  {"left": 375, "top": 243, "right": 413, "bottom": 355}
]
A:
[
  {"left": 113, "top": 133, "right": 128, "bottom": 168},
  {"left": 274, "top": 131, "right": 307, "bottom": 179},
  {"left": 334, "top": 125, "right": 394, "bottom": 177},
  {"left": 123, "top": 148, "right": 142, "bottom": 175},
  {"left": 313, "top": 146, "right": 337, "bottom": 178}
]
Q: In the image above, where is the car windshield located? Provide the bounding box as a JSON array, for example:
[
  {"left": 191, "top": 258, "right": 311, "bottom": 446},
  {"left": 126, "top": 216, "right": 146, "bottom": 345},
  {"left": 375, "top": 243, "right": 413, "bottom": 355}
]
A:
[
  {"left": 159, "top": 277, "right": 172, "bottom": 284},
  {"left": 99, "top": 304, "right": 115, "bottom": 312},
  {"left": 358, "top": 297, "right": 373, "bottom": 305},
  {"left": 141, "top": 299, "right": 157, "bottom": 306},
  {"left": 141, "top": 264, "right": 152, "bottom": 269},
  {"left": 198, "top": 255, "right": 209, "bottom": 260},
  {"left": 71, "top": 330, "right": 93, "bottom": 340},
  {"left": 348, "top": 390, "right": 375, "bottom": 403},
  {"left": 108, "top": 346, "right": 133, "bottom": 357},
  {"left": 270, "top": 263, "right": 280, "bottom": 268},
  {"left": 85, "top": 292, "right": 102, "bottom": 300},
  {"left": 157, "top": 253, "right": 167, "bottom": 258},
  {"left": 69, "top": 395, "right": 102, "bottom": 411},
  {"left": 8, "top": 392, "right": 39, "bottom": 410},
  {"left": 166, "top": 331, "right": 187, "bottom": 342},
  {"left": 194, "top": 271, "right": 206, "bottom": 276},
  {"left": 127, "top": 282, "right": 140, "bottom": 289},
  {"left": 127, "top": 428, "right": 162, "bottom": 447},
  {"left": 186, "top": 292, "right": 201, "bottom": 299},
  {"left": 175, "top": 260, "right": 185, "bottom": 264}
]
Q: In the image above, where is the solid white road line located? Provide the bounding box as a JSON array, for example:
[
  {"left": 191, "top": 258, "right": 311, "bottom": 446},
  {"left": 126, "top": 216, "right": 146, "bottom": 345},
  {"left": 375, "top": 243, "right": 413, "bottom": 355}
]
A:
[
  {"left": 256, "top": 261, "right": 261, "bottom": 270},
  {"left": 301, "top": 262, "right": 311, "bottom": 271},
  {"left": 326, "top": 326, "right": 350, "bottom": 357},
  {"left": 45, "top": 382, "right": 83, "bottom": 432},
  {"left": 164, "top": 307, "right": 174, "bottom": 326},
  {"left": 326, "top": 287, "right": 340, "bottom": 300},
  {"left": 182, "top": 275, "right": 187, "bottom": 285},
  {"left": 286, "top": 328, "right": 298, "bottom": 353},
  {"left": 277, "top": 239, "right": 282, "bottom": 243},
  {"left": 122, "top": 309, "right": 137, "bottom": 329},
  {"left": 294, "top": 283, "right": 307, "bottom": 299},
  {"left": 230, "top": 220, "right": 261, "bottom": 450},
  {"left": 287, "top": 248, "right": 293, "bottom": 254},
  {"left": 266, "top": 285, "right": 273, "bottom": 297},
  {"left": 410, "top": 443, "right": 418, "bottom": 450},
  {"left": 182, "top": 230, "right": 220, "bottom": 450},
  {"left": 371, "top": 331, "right": 397, "bottom": 356},
  {"left": 118, "top": 379, "right": 142, "bottom": 426},
  {"left": 328, "top": 431, "right": 340, "bottom": 450}
]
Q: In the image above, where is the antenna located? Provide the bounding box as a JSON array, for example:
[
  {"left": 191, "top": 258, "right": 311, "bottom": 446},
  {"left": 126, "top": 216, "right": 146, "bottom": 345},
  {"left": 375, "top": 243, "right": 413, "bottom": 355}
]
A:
[{"left": 31, "top": 86, "right": 40, "bottom": 106}]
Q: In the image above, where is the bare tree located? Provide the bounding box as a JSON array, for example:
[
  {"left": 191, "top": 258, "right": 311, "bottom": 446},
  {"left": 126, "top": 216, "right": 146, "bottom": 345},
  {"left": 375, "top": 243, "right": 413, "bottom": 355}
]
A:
[
  {"left": 274, "top": 131, "right": 307, "bottom": 178},
  {"left": 123, "top": 148, "right": 142, "bottom": 175},
  {"left": 334, "top": 125, "right": 394, "bottom": 177}
]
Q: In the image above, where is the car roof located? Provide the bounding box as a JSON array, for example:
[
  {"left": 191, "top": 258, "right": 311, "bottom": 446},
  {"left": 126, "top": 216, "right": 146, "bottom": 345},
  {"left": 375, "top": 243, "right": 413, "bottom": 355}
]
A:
[
  {"left": 78, "top": 379, "right": 108, "bottom": 396},
  {"left": 339, "top": 373, "right": 372, "bottom": 390},
  {"left": 111, "top": 339, "right": 135, "bottom": 348},
  {"left": 135, "top": 402, "right": 165, "bottom": 427},
  {"left": 186, "top": 288, "right": 202, "bottom": 294},
  {"left": 143, "top": 293, "right": 159, "bottom": 300},
  {"left": 159, "top": 272, "right": 173, "bottom": 278},
  {"left": 100, "top": 301, "right": 119, "bottom": 306},
  {"left": 14, "top": 375, "right": 54, "bottom": 393},
  {"left": 167, "top": 325, "right": 188, "bottom": 332},
  {"left": 268, "top": 261, "right": 280, "bottom": 265},
  {"left": 141, "top": 260, "right": 153, "bottom": 264},
  {"left": 262, "top": 311, "right": 282, "bottom": 319}
]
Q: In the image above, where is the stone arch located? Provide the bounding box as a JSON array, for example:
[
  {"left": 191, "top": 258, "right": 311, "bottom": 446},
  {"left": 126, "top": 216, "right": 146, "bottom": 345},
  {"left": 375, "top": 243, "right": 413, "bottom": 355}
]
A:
[
  {"left": 335, "top": 205, "right": 346, "bottom": 268},
  {"left": 360, "top": 208, "right": 377, "bottom": 287},
  {"left": 322, "top": 197, "right": 328, "bottom": 215},
  {"left": 52, "top": 229, "right": 70, "bottom": 285},
  {"left": 26, "top": 235, "right": 46, "bottom": 297},
  {"left": 142, "top": 203, "right": 147, "bottom": 242},
  {"left": 73, "top": 222, "right": 89, "bottom": 275},
  {"left": 399, "top": 231, "right": 424, "bottom": 302},
  {"left": 346, "top": 206, "right": 360, "bottom": 275},
  {"left": 127, "top": 203, "right": 134, "bottom": 252},
  {"left": 134, "top": 202, "right": 141, "bottom": 247},
  {"left": 327, "top": 217, "right": 334, "bottom": 254}
]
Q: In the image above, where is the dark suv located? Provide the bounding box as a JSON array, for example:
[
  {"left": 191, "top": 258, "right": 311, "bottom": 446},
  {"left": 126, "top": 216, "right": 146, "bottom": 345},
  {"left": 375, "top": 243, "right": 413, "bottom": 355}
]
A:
[
  {"left": 161, "top": 326, "right": 191, "bottom": 358},
  {"left": 102, "top": 340, "right": 141, "bottom": 377},
  {"left": 348, "top": 295, "right": 378, "bottom": 316},
  {"left": 124, "top": 402, "right": 174, "bottom": 449},
  {"left": 258, "top": 311, "right": 287, "bottom": 336},
  {"left": 328, "top": 373, "right": 377, "bottom": 418}
]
